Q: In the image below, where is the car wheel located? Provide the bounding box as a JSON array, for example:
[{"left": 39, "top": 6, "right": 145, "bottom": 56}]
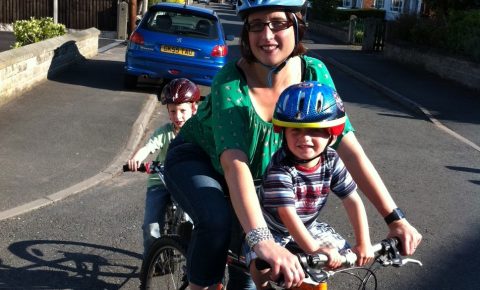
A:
[{"left": 124, "top": 74, "right": 138, "bottom": 90}]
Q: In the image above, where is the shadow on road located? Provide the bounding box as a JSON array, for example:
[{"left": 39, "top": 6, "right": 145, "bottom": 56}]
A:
[
  {"left": 446, "top": 165, "right": 480, "bottom": 186},
  {"left": 418, "top": 228, "right": 480, "bottom": 289},
  {"left": 0, "top": 240, "right": 142, "bottom": 289},
  {"left": 47, "top": 55, "right": 161, "bottom": 94}
]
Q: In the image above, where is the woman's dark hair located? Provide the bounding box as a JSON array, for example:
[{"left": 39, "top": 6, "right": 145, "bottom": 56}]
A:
[{"left": 240, "top": 11, "right": 307, "bottom": 63}]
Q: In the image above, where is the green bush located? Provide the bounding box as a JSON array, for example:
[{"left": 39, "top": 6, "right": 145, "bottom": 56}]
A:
[
  {"left": 446, "top": 9, "right": 480, "bottom": 61},
  {"left": 409, "top": 17, "right": 446, "bottom": 48},
  {"left": 335, "top": 8, "right": 386, "bottom": 22},
  {"left": 12, "top": 17, "right": 66, "bottom": 48},
  {"left": 149, "top": 0, "right": 163, "bottom": 5},
  {"left": 387, "top": 10, "right": 480, "bottom": 62},
  {"left": 311, "top": 0, "right": 340, "bottom": 22},
  {"left": 386, "top": 14, "right": 418, "bottom": 42}
]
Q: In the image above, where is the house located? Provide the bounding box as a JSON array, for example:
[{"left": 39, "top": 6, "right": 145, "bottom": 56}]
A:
[{"left": 339, "top": 0, "right": 424, "bottom": 20}]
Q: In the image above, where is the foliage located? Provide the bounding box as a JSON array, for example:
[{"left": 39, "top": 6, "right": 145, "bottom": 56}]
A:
[
  {"left": 149, "top": 0, "right": 163, "bottom": 5},
  {"left": 354, "top": 29, "right": 364, "bottom": 43},
  {"left": 310, "top": 0, "right": 340, "bottom": 22},
  {"left": 445, "top": 9, "right": 480, "bottom": 61},
  {"left": 335, "top": 8, "right": 385, "bottom": 21},
  {"left": 387, "top": 9, "right": 480, "bottom": 62},
  {"left": 149, "top": 0, "right": 185, "bottom": 5},
  {"left": 12, "top": 17, "right": 66, "bottom": 48},
  {"left": 423, "top": 0, "right": 480, "bottom": 18},
  {"left": 309, "top": 0, "right": 385, "bottom": 22}
]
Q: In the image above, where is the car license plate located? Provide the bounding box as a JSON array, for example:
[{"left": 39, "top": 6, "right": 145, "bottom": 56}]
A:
[{"left": 161, "top": 45, "right": 195, "bottom": 57}]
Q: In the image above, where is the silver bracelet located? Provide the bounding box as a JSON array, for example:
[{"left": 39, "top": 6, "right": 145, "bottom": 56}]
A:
[{"left": 245, "top": 227, "right": 274, "bottom": 249}]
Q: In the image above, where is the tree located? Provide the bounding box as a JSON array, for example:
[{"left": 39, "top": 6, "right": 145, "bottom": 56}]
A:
[
  {"left": 311, "top": 0, "right": 341, "bottom": 22},
  {"left": 423, "top": 0, "right": 480, "bottom": 18}
]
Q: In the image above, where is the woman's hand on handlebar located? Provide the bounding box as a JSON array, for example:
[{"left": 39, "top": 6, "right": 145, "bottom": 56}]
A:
[
  {"left": 254, "top": 239, "right": 305, "bottom": 288},
  {"left": 387, "top": 219, "right": 422, "bottom": 256}
]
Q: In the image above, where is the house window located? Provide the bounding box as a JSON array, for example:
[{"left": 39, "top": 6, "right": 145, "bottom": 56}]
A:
[
  {"left": 391, "top": 0, "right": 403, "bottom": 12},
  {"left": 374, "top": 0, "right": 385, "bottom": 8},
  {"left": 343, "top": 0, "right": 352, "bottom": 7}
]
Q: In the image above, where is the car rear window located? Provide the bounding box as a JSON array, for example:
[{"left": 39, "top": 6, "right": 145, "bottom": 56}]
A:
[{"left": 143, "top": 9, "right": 219, "bottom": 40}]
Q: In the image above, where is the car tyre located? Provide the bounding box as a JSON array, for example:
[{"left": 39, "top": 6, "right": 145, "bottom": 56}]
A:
[{"left": 124, "top": 74, "right": 138, "bottom": 90}]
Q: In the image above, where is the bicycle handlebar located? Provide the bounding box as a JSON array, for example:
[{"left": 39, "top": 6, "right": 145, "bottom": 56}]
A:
[
  {"left": 300, "top": 238, "right": 399, "bottom": 269},
  {"left": 122, "top": 161, "right": 162, "bottom": 174},
  {"left": 256, "top": 237, "right": 421, "bottom": 285}
]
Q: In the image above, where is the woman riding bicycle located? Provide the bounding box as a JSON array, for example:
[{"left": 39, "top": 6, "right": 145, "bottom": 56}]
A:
[{"left": 163, "top": 0, "right": 422, "bottom": 289}]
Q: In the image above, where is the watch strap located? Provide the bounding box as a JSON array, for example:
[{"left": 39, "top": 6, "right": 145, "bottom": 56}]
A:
[{"left": 384, "top": 208, "right": 406, "bottom": 225}]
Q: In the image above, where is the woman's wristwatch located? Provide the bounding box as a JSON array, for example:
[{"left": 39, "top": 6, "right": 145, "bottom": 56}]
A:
[{"left": 384, "top": 208, "right": 406, "bottom": 225}]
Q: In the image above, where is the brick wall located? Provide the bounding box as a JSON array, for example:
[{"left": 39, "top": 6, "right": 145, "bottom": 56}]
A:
[{"left": 363, "top": 0, "right": 375, "bottom": 8}]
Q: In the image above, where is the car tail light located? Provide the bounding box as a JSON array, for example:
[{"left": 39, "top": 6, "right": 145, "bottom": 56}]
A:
[
  {"left": 168, "top": 69, "right": 181, "bottom": 75},
  {"left": 130, "top": 31, "right": 144, "bottom": 45},
  {"left": 211, "top": 45, "right": 228, "bottom": 57}
]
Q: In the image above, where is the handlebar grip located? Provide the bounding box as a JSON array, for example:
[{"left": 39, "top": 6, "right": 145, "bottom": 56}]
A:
[
  {"left": 122, "top": 163, "right": 148, "bottom": 172},
  {"left": 255, "top": 259, "right": 271, "bottom": 271},
  {"left": 254, "top": 259, "right": 287, "bottom": 286}
]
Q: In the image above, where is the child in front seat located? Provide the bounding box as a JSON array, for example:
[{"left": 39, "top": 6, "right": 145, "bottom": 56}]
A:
[{"left": 247, "top": 81, "right": 374, "bottom": 289}]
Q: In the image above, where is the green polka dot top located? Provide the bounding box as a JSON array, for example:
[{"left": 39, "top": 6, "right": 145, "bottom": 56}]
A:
[{"left": 179, "top": 55, "right": 341, "bottom": 180}]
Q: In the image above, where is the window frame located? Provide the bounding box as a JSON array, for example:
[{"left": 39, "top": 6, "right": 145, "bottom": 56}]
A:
[{"left": 390, "top": 0, "right": 403, "bottom": 12}]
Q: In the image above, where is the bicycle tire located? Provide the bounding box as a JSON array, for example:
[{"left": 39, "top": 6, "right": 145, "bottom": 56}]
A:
[{"left": 140, "top": 236, "right": 189, "bottom": 290}]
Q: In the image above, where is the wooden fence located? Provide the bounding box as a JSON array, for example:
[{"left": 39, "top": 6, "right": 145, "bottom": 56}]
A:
[{"left": 0, "top": 0, "right": 118, "bottom": 31}]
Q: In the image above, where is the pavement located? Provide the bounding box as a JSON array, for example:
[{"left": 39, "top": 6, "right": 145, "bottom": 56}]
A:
[
  {"left": 0, "top": 40, "right": 159, "bottom": 219},
  {"left": 0, "top": 31, "right": 479, "bottom": 221},
  {"left": 304, "top": 33, "right": 480, "bottom": 152}
]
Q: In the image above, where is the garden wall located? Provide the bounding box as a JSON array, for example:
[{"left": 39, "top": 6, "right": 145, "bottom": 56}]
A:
[
  {"left": 308, "top": 22, "right": 480, "bottom": 91},
  {"left": 0, "top": 28, "right": 100, "bottom": 107},
  {"left": 383, "top": 44, "right": 480, "bottom": 91}
]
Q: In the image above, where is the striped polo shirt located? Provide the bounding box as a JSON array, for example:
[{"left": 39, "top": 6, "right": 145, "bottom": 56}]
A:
[{"left": 260, "top": 147, "right": 357, "bottom": 234}]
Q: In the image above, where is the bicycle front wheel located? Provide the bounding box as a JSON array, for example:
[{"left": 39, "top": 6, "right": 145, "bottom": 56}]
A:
[{"left": 140, "top": 236, "right": 189, "bottom": 290}]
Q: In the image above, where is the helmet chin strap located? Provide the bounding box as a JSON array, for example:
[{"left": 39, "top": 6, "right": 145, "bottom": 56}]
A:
[
  {"left": 257, "top": 59, "right": 289, "bottom": 88},
  {"left": 254, "top": 13, "right": 299, "bottom": 88}
]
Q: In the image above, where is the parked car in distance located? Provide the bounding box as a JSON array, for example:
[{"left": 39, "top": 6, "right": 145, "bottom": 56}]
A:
[
  {"left": 124, "top": 3, "right": 233, "bottom": 88},
  {"left": 197, "top": 0, "right": 211, "bottom": 5}
]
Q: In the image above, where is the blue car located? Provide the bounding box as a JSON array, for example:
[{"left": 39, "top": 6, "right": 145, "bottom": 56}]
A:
[{"left": 124, "top": 3, "right": 233, "bottom": 88}]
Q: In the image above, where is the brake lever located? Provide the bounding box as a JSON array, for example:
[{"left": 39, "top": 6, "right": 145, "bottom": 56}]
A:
[
  {"left": 377, "top": 252, "right": 422, "bottom": 268},
  {"left": 401, "top": 258, "right": 423, "bottom": 267}
]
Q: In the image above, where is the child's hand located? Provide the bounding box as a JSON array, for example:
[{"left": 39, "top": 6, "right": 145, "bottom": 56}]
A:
[
  {"left": 352, "top": 243, "right": 374, "bottom": 266},
  {"left": 315, "top": 247, "right": 343, "bottom": 269},
  {"left": 127, "top": 158, "right": 142, "bottom": 171}
]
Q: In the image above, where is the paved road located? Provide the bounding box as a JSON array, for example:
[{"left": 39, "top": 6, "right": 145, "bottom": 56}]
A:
[{"left": 0, "top": 3, "right": 479, "bottom": 289}]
